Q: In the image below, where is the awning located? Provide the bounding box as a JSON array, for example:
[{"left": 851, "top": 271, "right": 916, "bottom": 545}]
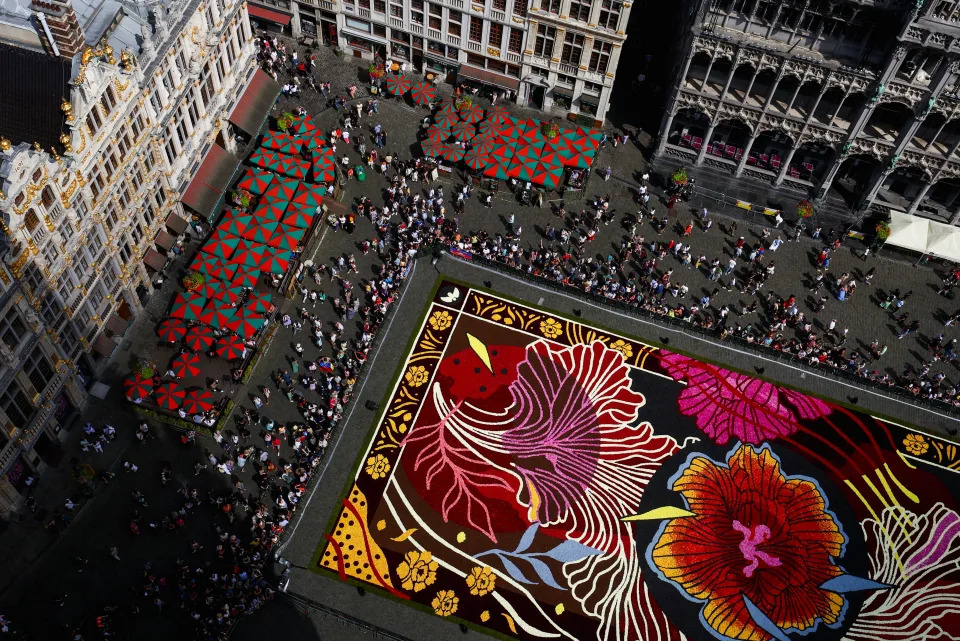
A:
[
  {"left": 105, "top": 313, "right": 129, "bottom": 336},
  {"left": 180, "top": 143, "right": 242, "bottom": 220},
  {"left": 92, "top": 334, "right": 118, "bottom": 357},
  {"left": 248, "top": 4, "right": 292, "bottom": 26},
  {"left": 143, "top": 248, "right": 167, "bottom": 271},
  {"left": 155, "top": 229, "right": 176, "bottom": 251},
  {"left": 885, "top": 209, "right": 960, "bottom": 262},
  {"left": 229, "top": 69, "right": 282, "bottom": 136},
  {"left": 166, "top": 212, "right": 189, "bottom": 234},
  {"left": 457, "top": 65, "right": 520, "bottom": 91}
]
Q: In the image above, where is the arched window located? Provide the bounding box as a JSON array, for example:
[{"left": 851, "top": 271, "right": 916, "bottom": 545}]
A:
[
  {"left": 41, "top": 186, "right": 56, "bottom": 209},
  {"left": 24, "top": 209, "right": 40, "bottom": 233}
]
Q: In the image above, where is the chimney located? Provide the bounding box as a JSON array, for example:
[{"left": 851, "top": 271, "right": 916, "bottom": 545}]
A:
[{"left": 31, "top": 0, "right": 85, "bottom": 59}]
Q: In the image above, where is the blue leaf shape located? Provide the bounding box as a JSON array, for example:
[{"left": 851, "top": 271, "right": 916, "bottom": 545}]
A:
[
  {"left": 525, "top": 556, "right": 564, "bottom": 589},
  {"left": 496, "top": 554, "right": 535, "bottom": 585},
  {"left": 542, "top": 540, "right": 604, "bottom": 563},
  {"left": 514, "top": 522, "right": 540, "bottom": 554}
]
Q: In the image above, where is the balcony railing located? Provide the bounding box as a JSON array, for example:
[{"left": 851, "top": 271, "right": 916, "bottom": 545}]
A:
[
  {"left": 428, "top": 27, "right": 442, "bottom": 40},
  {"left": 505, "top": 52, "right": 520, "bottom": 63},
  {"left": 467, "top": 40, "right": 482, "bottom": 52},
  {"left": 447, "top": 34, "right": 461, "bottom": 47},
  {"left": 409, "top": 22, "right": 424, "bottom": 34},
  {"left": 358, "top": 7, "right": 371, "bottom": 17},
  {"left": 390, "top": 16, "right": 403, "bottom": 28},
  {"left": 490, "top": 8, "right": 505, "bottom": 21}
]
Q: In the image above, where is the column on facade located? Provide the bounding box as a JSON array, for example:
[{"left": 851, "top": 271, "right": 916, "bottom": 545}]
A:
[
  {"left": 828, "top": 84, "right": 852, "bottom": 128},
  {"left": 169, "top": 58, "right": 184, "bottom": 90},
  {"left": 743, "top": 65, "right": 760, "bottom": 106},
  {"left": 208, "top": 0, "right": 222, "bottom": 27},
  {"left": 861, "top": 164, "right": 894, "bottom": 210},
  {"left": 774, "top": 144, "right": 800, "bottom": 185},
  {"left": 925, "top": 119, "right": 949, "bottom": 152},
  {"left": 785, "top": 75, "right": 805, "bottom": 116},
  {"left": 169, "top": 126, "right": 184, "bottom": 155},
  {"left": 720, "top": 49, "right": 740, "bottom": 99},
  {"left": 241, "top": 7, "right": 252, "bottom": 41},
  {"left": 734, "top": 129, "right": 759, "bottom": 177},
  {"left": 842, "top": 47, "right": 908, "bottom": 143},
  {"left": 696, "top": 121, "right": 717, "bottom": 165},
  {"left": 805, "top": 78, "right": 830, "bottom": 125},
  {"left": 701, "top": 54, "right": 716, "bottom": 92},
  {"left": 763, "top": 66, "right": 785, "bottom": 110},
  {"left": 907, "top": 178, "right": 936, "bottom": 214},
  {"left": 656, "top": 110, "right": 676, "bottom": 157}
]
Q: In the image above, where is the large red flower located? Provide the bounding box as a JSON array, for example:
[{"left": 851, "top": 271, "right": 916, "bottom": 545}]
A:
[
  {"left": 649, "top": 444, "right": 846, "bottom": 641},
  {"left": 658, "top": 351, "right": 832, "bottom": 445}
]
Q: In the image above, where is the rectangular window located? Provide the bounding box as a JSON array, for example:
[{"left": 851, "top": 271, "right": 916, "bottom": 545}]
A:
[
  {"left": 488, "top": 23, "right": 503, "bottom": 48},
  {"left": 41, "top": 295, "right": 66, "bottom": 331},
  {"left": 556, "top": 73, "right": 575, "bottom": 86},
  {"left": 391, "top": 3, "right": 403, "bottom": 16},
  {"left": 1, "top": 384, "right": 35, "bottom": 427},
  {"left": 24, "top": 345, "right": 55, "bottom": 395},
  {"left": 589, "top": 40, "right": 612, "bottom": 73},
  {"left": 429, "top": 14, "right": 442, "bottom": 29},
  {"left": 534, "top": 24, "right": 555, "bottom": 57},
  {"left": 513, "top": 0, "right": 527, "bottom": 17},
  {"left": 429, "top": 2, "right": 442, "bottom": 15},
  {"left": 597, "top": 0, "right": 620, "bottom": 30},
  {"left": 492, "top": 0, "right": 506, "bottom": 9},
  {"left": 374, "top": 0, "right": 386, "bottom": 11},
  {"left": 469, "top": 16, "right": 483, "bottom": 42},
  {"left": 582, "top": 80, "right": 603, "bottom": 94},
  {"left": 0, "top": 307, "right": 27, "bottom": 351},
  {"left": 569, "top": 0, "right": 590, "bottom": 21},
  {"left": 448, "top": 9, "right": 461, "bottom": 35},
  {"left": 412, "top": 10, "right": 424, "bottom": 23},
  {"left": 543, "top": 0, "right": 561, "bottom": 13},
  {"left": 508, "top": 27, "right": 522, "bottom": 53},
  {"left": 560, "top": 32, "right": 584, "bottom": 65}
]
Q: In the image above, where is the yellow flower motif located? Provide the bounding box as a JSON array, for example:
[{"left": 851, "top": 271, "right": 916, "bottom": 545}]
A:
[
  {"left": 405, "top": 365, "right": 430, "bottom": 387},
  {"left": 903, "top": 433, "right": 929, "bottom": 456},
  {"left": 429, "top": 311, "right": 453, "bottom": 331},
  {"left": 431, "top": 589, "right": 459, "bottom": 616},
  {"left": 364, "top": 454, "right": 391, "bottom": 480},
  {"left": 466, "top": 566, "right": 496, "bottom": 596},
  {"left": 608, "top": 339, "right": 634, "bottom": 359},
  {"left": 539, "top": 317, "right": 563, "bottom": 339},
  {"left": 396, "top": 550, "right": 438, "bottom": 592}
]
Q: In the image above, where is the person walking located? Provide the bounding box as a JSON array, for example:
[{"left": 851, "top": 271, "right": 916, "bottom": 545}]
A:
[{"left": 109, "top": 546, "right": 121, "bottom": 561}]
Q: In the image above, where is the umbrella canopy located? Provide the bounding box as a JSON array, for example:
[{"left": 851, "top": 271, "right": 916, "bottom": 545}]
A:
[
  {"left": 529, "top": 158, "right": 565, "bottom": 190},
  {"left": 170, "top": 292, "right": 208, "bottom": 321},
  {"left": 450, "top": 121, "right": 476, "bottom": 142},
  {"left": 424, "top": 125, "right": 451, "bottom": 143},
  {"left": 200, "top": 234, "right": 242, "bottom": 260},
  {"left": 171, "top": 352, "right": 202, "bottom": 378},
  {"left": 199, "top": 304, "right": 237, "bottom": 330},
  {"left": 437, "top": 104, "right": 458, "bottom": 118},
  {"left": 488, "top": 143, "right": 516, "bottom": 164},
  {"left": 292, "top": 183, "right": 325, "bottom": 209},
  {"left": 301, "top": 131, "right": 327, "bottom": 151},
  {"left": 215, "top": 334, "right": 246, "bottom": 361},
  {"left": 471, "top": 137, "right": 498, "bottom": 155},
  {"left": 421, "top": 140, "right": 444, "bottom": 157},
  {"left": 487, "top": 103, "right": 509, "bottom": 119},
  {"left": 154, "top": 381, "right": 185, "bottom": 411},
  {"left": 237, "top": 167, "right": 275, "bottom": 195},
  {"left": 291, "top": 115, "right": 317, "bottom": 135},
  {"left": 182, "top": 388, "right": 215, "bottom": 414},
  {"left": 506, "top": 157, "right": 537, "bottom": 182},
  {"left": 249, "top": 151, "right": 283, "bottom": 171},
  {"left": 276, "top": 156, "right": 310, "bottom": 180},
  {"left": 124, "top": 373, "right": 154, "bottom": 401},
  {"left": 253, "top": 202, "right": 287, "bottom": 221},
  {"left": 259, "top": 251, "right": 292, "bottom": 273},
  {"left": 384, "top": 73, "right": 412, "bottom": 96},
  {"left": 267, "top": 224, "right": 305, "bottom": 250},
  {"left": 517, "top": 125, "right": 547, "bottom": 146},
  {"left": 411, "top": 81, "right": 437, "bottom": 105},
  {"left": 282, "top": 209, "right": 314, "bottom": 229},
  {"left": 512, "top": 141, "right": 547, "bottom": 165},
  {"left": 436, "top": 113, "right": 460, "bottom": 129},
  {"left": 264, "top": 178, "right": 300, "bottom": 202},
  {"left": 230, "top": 245, "right": 269, "bottom": 269},
  {"left": 261, "top": 131, "right": 302, "bottom": 155},
  {"left": 244, "top": 292, "right": 273, "bottom": 314},
  {"left": 478, "top": 120, "right": 508, "bottom": 135},
  {"left": 439, "top": 144, "right": 467, "bottom": 163},
  {"left": 210, "top": 285, "right": 243, "bottom": 305},
  {"left": 184, "top": 324, "right": 216, "bottom": 351},
  {"left": 230, "top": 270, "right": 261, "bottom": 289},
  {"left": 483, "top": 163, "right": 510, "bottom": 180},
  {"left": 463, "top": 150, "right": 494, "bottom": 171},
  {"left": 224, "top": 312, "right": 266, "bottom": 339},
  {"left": 459, "top": 105, "right": 484, "bottom": 124},
  {"left": 219, "top": 217, "right": 251, "bottom": 238},
  {"left": 193, "top": 257, "right": 237, "bottom": 282},
  {"left": 157, "top": 317, "right": 188, "bottom": 343}
]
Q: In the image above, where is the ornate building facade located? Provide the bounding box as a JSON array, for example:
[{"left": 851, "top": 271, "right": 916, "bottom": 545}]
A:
[
  {"left": 246, "top": 0, "right": 630, "bottom": 122},
  {"left": 0, "top": 0, "right": 257, "bottom": 516},
  {"left": 656, "top": 0, "right": 960, "bottom": 223}
]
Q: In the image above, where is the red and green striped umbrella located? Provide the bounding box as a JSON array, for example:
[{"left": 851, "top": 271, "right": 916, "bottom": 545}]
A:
[
  {"left": 249, "top": 151, "right": 283, "bottom": 171},
  {"left": 124, "top": 373, "right": 154, "bottom": 401},
  {"left": 384, "top": 73, "right": 412, "bottom": 96},
  {"left": 291, "top": 115, "right": 317, "bottom": 135},
  {"left": 292, "top": 183, "right": 325, "bottom": 209},
  {"left": 244, "top": 292, "right": 273, "bottom": 314},
  {"left": 517, "top": 126, "right": 547, "bottom": 146},
  {"left": 170, "top": 292, "right": 208, "bottom": 321},
  {"left": 436, "top": 104, "right": 458, "bottom": 118},
  {"left": 471, "top": 136, "right": 498, "bottom": 156},
  {"left": 219, "top": 218, "right": 250, "bottom": 238},
  {"left": 182, "top": 388, "right": 215, "bottom": 414},
  {"left": 199, "top": 303, "right": 237, "bottom": 330},
  {"left": 487, "top": 103, "right": 509, "bottom": 120},
  {"left": 459, "top": 105, "right": 484, "bottom": 124},
  {"left": 512, "top": 141, "right": 547, "bottom": 165},
  {"left": 237, "top": 167, "right": 275, "bottom": 195},
  {"left": 224, "top": 312, "right": 266, "bottom": 339},
  {"left": 253, "top": 202, "right": 287, "bottom": 221},
  {"left": 463, "top": 150, "right": 494, "bottom": 171},
  {"left": 506, "top": 157, "right": 538, "bottom": 182},
  {"left": 267, "top": 224, "right": 305, "bottom": 250},
  {"left": 154, "top": 381, "right": 186, "bottom": 410},
  {"left": 194, "top": 280, "right": 224, "bottom": 300},
  {"left": 450, "top": 121, "right": 476, "bottom": 142},
  {"left": 171, "top": 352, "right": 202, "bottom": 378},
  {"left": 478, "top": 120, "right": 508, "bottom": 135},
  {"left": 210, "top": 285, "right": 243, "bottom": 306},
  {"left": 529, "top": 158, "right": 565, "bottom": 190},
  {"left": 483, "top": 163, "right": 510, "bottom": 180},
  {"left": 241, "top": 225, "right": 273, "bottom": 245},
  {"left": 437, "top": 113, "right": 460, "bottom": 129},
  {"left": 488, "top": 143, "right": 516, "bottom": 164},
  {"left": 215, "top": 334, "right": 246, "bottom": 361},
  {"left": 230, "top": 270, "right": 261, "bottom": 289},
  {"left": 264, "top": 178, "right": 300, "bottom": 202},
  {"left": 261, "top": 131, "right": 302, "bottom": 155},
  {"left": 200, "top": 234, "right": 242, "bottom": 260},
  {"left": 193, "top": 257, "right": 236, "bottom": 282},
  {"left": 302, "top": 131, "right": 327, "bottom": 151},
  {"left": 411, "top": 81, "right": 437, "bottom": 105},
  {"left": 157, "top": 317, "right": 188, "bottom": 343},
  {"left": 422, "top": 140, "right": 444, "bottom": 158},
  {"left": 424, "top": 126, "right": 451, "bottom": 143},
  {"left": 439, "top": 144, "right": 467, "bottom": 163},
  {"left": 276, "top": 156, "right": 309, "bottom": 180},
  {"left": 282, "top": 209, "right": 314, "bottom": 229},
  {"left": 184, "top": 324, "right": 216, "bottom": 351},
  {"left": 259, "top": 251, "right": 292, "bottom": 273},
  {"left": 230, "top": 245, "right": 269, "bottom": 269}
]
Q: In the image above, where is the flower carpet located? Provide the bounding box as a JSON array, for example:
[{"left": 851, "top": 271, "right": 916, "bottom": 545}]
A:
[{"left": 317, "top": 280, "right": 960, "bottom": 641}]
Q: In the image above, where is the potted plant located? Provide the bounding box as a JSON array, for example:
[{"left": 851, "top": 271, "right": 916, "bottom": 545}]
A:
[
  {"left": 875, "top": 221, "right": 891, "bottom": 241},
  {"left": 276, "top": 112, "right": 296, "bottom": 131},
  {"left": 671, "top": 167, "right": 689, "bottom": 187},
  {"left": 796, "top": 200, "right": 814, "bottom": 218},
  {"left": 368, "top": 62, "right": 386, "bottom": 81},
  {"left": 455, "top": 95, "right": 473, "bottom": 112},
  {"left": 233, "top": 190, "right": 252, "bottom": 209},
  {"left": 540, "top": 120, "right": 560, "bottom": 139},
  {"left": 135, "top": 359, "right": 157, "bottom": 379},
  {"left": 183, "top": 271, "right": 206, "bottom": 292}
]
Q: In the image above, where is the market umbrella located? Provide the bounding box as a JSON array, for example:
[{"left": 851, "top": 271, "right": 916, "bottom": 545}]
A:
[
  {"left": 437, "top": 104, "right": 458, "bottom": 118},
  {"left": 224, "top": 312, "right": 266, "bottom": 339},
  {"left": 478, "top": 120, "right": 508, "bottom": 135},
  {"left": 124, "top": 373, "right": 154, "bottom": 401},
  {"left": 277, "top": 156, "right": 309, "bottom": 180},
  {"left": 244, "top": 292, "right": 273, "bottom": 314},
  {"left": 517, "top": 125, "right": 547, "bottom": 146},
  {"left": 184, "top": 324, "right": 216, "bottom": 351},
  {"left": 529, "top": 158, "right": 565, "bottom": 190},
  {"left": 236, "top": 167, "right": 275, "bottom": 195},
  {"left": 488, "top": 143, "right": 516, "bottom": 165},
  {"left": 193, "top": 257, "right": 236, "bottom": 282},
  {"left": 231, "top": 269, "right": 261, "bottom": 289},
  {"left": 506, "top": 157, "right": 538, "bottom": 182},
  {"left": 463, "top": 150, "right": 494, "bottom": 171},
  {"left": 471, "top": 136, "right": 498, "bottom": 155},
  {"left": 154, "top": 381, "right": 185, "bottom": 411},
  {"left": 199, "top": 304, "right": 237, "bottom": 330},
  {"left": 215, "top": 334, "right": 246, "bottom": 361},
  {"left": 487, "top": 103, "right": 510, "bottom": 120},
  {"left": 291, "top": 115, "right": 317, "bottom": 135},
  {"left": 483, "top": 163, "right": 510, "bottom": 180},
  {"left": 384, "top": 73, "right": 412, "bottom": 96},
  {"left": 259, "top": 251, "right": 292, "bottom": 273},
  {"left": 437, "top": 113, "right": 460, "bottom": 129},
  {"left": 230, "top": 245, "right": 269, "bottom": 270},
  {"left": 262, "top": 131, "right": 302, "bottom": 155},
  {"left": 424, "top": 126, "right": 451, "bottom": 143},
  {"left": 421, "top": 140, "right": 444, "bottom": 157},
  {"left": 182, "top": 388, "right": 215, "bottom": 414},
  {"left": 219, "top": 217, "right": 250, "bottom": 238},
  {"left": 439, "top": 144, "right": 466, "bottom": 163},
  {"left": 200, "top": 234, "right": 242, "bottom": 260},
  {"left": 301, "top": 131, "right": 327, "bottom": 151},
  {"left": 411, "top": 81, "right": 437, "bottom": 105},
  {"left": 267, "top": 224, "right": 305, "bottom": 250},
  {"left": 264, "top": 178, "right": 300, "bottom": 202},
  {"left": 170, "top": 292, "right": 207, "bottom": 321},
  {"left": 450, "top": 121, "right": 475, "bottom": 142},
  {"left": 253, "top": 202, "right": 287, "bottom": 221},
  {"left": 241, "top": 225, "right": 273, "bottom": 245},
  {"left": 282, "top": 209, "right": 314, "bottom": 229},
  {"left": 292, "top": 183, "right": 325, "bottom": 209},
  {"left": 512, "top": 141, "right": 547, "bottom": 165},
  {"left": 157, "top": 317, "right": 188, "bottom": 343},
  {"left": 209, "top": 285, "right": 243, "bottom": 305},
  {"left": 171, "top": 352, "right": 202, "bottom": 378},
  {"left": 564, "top": 150, "right": 596, "bottom": 169},
  {"left": 459, "top": 105, "right": 484, "bottom": 124}
]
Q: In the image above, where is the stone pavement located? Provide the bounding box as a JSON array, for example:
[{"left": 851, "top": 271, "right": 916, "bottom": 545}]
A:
[{"left": 1, "top": 38, "right": 959, "bottom": 640}]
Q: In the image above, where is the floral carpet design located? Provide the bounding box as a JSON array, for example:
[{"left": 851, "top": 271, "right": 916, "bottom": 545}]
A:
[{"left": 317, "top": 281, "right": 960, "bottom": 641}]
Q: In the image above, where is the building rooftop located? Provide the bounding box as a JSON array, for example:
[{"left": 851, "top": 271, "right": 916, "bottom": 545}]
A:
[{"left": 0, "top": 42, "right": 71, "bottom": 150}]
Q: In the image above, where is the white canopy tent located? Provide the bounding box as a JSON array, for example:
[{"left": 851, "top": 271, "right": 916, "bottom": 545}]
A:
[{"left": 884, "top": 210, "right": 960, "bottom": 263}]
